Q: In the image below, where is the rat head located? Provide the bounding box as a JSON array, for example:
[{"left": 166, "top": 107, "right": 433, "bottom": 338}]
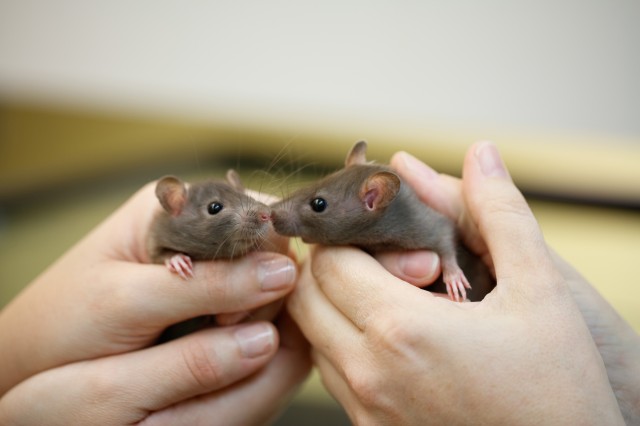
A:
[
  {"left": 271, "top": 141, "right": 401, "bottom": 244},
  {"left": 155, "top": 170, "right": 271, "bottom": 259}
]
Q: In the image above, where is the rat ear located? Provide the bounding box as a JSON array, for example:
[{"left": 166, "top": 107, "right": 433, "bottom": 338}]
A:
[
  {"left": 226, "top": 169, "right": 245, "bottom": 192},
  {"left": 359, "top": 171, "right": 401, "bottom": 211},
  {"left": 156, "top": 176, "right": 187, "bottom": 217},
  {"left": 345, "top": 140, "right": 368, "bottom": 167}
]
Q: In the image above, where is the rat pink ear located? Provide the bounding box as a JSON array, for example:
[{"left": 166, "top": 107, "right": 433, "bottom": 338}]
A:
[
  {"left": 226, "top": 169, "right": 245, "bottom": 192},
  {"left": 359, "top": 171, "right": 401, "bottom": 211},
  {"left": 345, "top": 140, "right": 368, "bottom": 167},
  {"left": 155, "top": 176, "right": 187, "bottom": 216}
]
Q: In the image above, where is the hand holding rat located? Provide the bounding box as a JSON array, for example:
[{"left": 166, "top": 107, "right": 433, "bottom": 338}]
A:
[
  {"left": 0, "top": 181, "right": 310, "bottom": 424},
  {"left": 288, "top": 142, "right": 631, "bottom": 424},
  {"left": 271, "top": 141, "right": 493, "bottom": 301}
]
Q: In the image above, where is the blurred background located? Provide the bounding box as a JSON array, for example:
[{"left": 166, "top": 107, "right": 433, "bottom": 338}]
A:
[{"left": 1, "top": 1, "right": 639, "bottom": 424}]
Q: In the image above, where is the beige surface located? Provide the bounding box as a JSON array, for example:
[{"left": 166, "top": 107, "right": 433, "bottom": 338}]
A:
[{"left": 2, "top": 103, "right": 640, "bottom": 205}]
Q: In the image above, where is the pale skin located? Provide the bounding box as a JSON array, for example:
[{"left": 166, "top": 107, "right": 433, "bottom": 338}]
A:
[
  {"left": 288, "top": 141, "right": 640, "bottom": 425},
  {"left": 0, "top": 184, "right": 311, "bottom": 425}
]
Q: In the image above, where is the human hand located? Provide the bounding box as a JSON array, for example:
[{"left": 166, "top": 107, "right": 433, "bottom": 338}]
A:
[
  {"left": 0, "top": 182, "right": 310, "bottom": 424},
  {"left": 287, "top": 142, "right": 626, "bottom": 424},
  {"left": 392, "top": 144, "right": 640, "bottom": 424}
]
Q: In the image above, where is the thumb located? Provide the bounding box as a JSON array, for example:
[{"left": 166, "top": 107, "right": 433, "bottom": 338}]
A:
[{"left": 462, "top": 141, "right": 560, "bottom": 298}]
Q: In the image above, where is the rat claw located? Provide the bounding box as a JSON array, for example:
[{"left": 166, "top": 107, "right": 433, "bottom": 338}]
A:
[
  {"left": 165, "top": 254, "right": 194, "bottom": 280},
  {"left": 446, "top": 283, "right": 454, "bottom": 301},
  {"left": 443, "top": 266, "right": 471, "bottom": 303},
  {"left": 458, "top": 281, "right": 467, "bottom": 302}
]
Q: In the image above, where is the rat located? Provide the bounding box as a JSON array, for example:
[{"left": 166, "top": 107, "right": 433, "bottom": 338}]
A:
[
  {"left": 147, "top": 170, "right": 273, "bottom": 341},
  {"left": 270, "top": 141, "right": 494, "bottom": 302},
  {"left": 147, "top": 169, "right": 272, "bottom": 279}
]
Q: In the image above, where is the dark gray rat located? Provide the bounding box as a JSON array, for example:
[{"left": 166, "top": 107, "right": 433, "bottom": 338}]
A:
[
  {"left": 270, "top": 141, "right": 494, "bottom": 302},
  {"left": 147, "top": 169, "right": 272, "bottom": 279}
]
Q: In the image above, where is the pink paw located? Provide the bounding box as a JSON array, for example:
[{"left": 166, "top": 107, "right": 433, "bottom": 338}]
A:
[
  {"left": 165, "top": 254, "right": 194, "bottom": 280},
  {"left": 443, "top": 267, "right": 472, "bottom": 302}
]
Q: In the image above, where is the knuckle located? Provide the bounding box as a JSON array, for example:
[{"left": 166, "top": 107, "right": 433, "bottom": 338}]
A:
[
  {"left": 367, "top": 312, "right": 419, "bottom": 355},
  {"left": 181, "top": 340, "right": 224, "bottom": 391},
  {"left": 346, "top": 366, "right": 386, "bottom": 410},
  {"left": 482, "top": 193, "right": 534, "bottom": 223},
  {"left": 310, "top": 246, "right": 349, "bottom": 285}
]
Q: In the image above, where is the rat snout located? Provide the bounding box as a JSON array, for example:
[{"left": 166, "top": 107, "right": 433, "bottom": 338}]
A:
[
  {"left": 269, "top": 209, "right": 294, "bottom": 236},
  {"left": 252, "top": 204, "right": 271, "bottom": 223},
  {"left": 259, "top": 211, "right": 270, "bottom": 222}
]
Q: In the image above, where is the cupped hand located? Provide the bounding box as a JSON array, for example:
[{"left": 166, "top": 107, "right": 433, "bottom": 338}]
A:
[
  {"left": 287, "top": 142, "right": 626, "bottom": 425},
  {"left": 0, "top": 182, "right": 311, "bottom": 424},
  {"left": 391, "top": 144, "right": 640, "bottom": 424}
]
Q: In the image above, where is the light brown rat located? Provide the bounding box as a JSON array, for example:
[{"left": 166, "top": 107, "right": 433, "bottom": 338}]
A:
[
  {"left": 147, "top": 169, "right": 272, "bottom": 278},
  {"left": 270, "top": 141, "right": 494, "bottom": 302}
]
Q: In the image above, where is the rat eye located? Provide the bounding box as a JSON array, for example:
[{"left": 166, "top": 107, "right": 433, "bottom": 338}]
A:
[
  {"left": 207, "top": 202, "right": 224, "bottom": 215},
  {"left": 310, "top": 197, "right": 327, "bottom": 213}
]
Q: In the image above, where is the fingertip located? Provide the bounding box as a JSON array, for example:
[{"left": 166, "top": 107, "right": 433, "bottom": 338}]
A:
[
  {"left": 376, "top": 250, "right": 441, "bottom": 287},
  {"left": 465, "top": 141, "right": 511, "bottom": 181},
  {"left": 390, "top": 150, "right": 439, "bottom": 182},
  {"left": 255, "top": 253, "right": 298, "bottom": 292},
  {"left": 234, "top": 322, "right": 278, "bottom": 359}
]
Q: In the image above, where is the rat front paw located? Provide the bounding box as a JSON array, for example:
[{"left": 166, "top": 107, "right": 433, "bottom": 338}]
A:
[
  {"left": 443, "top": 268, "right": 472, "bottom": 302},
  {"left": 165, "top": 254, "right": 194, "bottom": 280}
]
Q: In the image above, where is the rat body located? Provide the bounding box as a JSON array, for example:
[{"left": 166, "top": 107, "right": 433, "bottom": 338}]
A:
[
  {"left": 147, "top": 170, "right": 272, "bottom": 278},
  {"left": 271, "top": 141, "right": 494, "bottom": 301}
]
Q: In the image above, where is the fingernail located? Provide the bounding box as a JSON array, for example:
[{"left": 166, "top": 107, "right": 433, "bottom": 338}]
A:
[
  {"left": 235, "top": 323, "right": 275, "bottom": 358},
  {"left": 399, "top": 251, "right": 440, "bottom": 281},
  {"left": 399, "top": 152, "right": 438, "bottom": 181},
  {"left": 475, "top": 141, "right": 509, "bottom": 178},
  {"left": 258, "top": 257, "right": 296, "bottom": 291}
]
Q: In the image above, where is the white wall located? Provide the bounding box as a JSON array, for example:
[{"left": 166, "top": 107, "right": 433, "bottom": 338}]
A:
[{"left": 1, "top": 0, "right": 639, "bottom": 139}]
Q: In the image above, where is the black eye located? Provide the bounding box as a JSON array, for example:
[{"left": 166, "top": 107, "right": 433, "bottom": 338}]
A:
[
  {"left": 207, "top": 202, "right": 223, "bottom": 215},
  {"left": 310, "top": 197, "right": 327, "bottom": 213}
]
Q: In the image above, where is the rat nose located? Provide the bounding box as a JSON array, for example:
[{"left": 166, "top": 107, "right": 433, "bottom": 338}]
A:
[{"left": 259, "top": 211, "right": 270, "bottom": 222}]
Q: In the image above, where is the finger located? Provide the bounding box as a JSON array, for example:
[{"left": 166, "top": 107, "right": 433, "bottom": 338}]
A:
[
  {"left": 312, "top": 349, "right": 362, "bottom": 421},
  {"left": 145, "top": 312, "right": 312, "bottom": 425},
  {"left": 95, "top": 251, "right": 297, "bottom": 331},
  {"left": 390, "top": 150, "right": 488, "bottom": 257},
  {"left": 462, "top": 141, "right": 562, "bottom": 295},
  {"left": 308, "top": 245, "right": 438, "bottom": 331},
  {"left": 0, "top": 322, "right": 279, "bottom": 425},
  {"left": 390, "top": 151, "right": 464, "bottom": 220},
  {"left": 133, "top": 322, "right": 280, "bottom": 410},
  {"left": 374, "top": 250, "right": 441, "bottom": 287},
  {"left": 286, "top": 251, "right": 362, "bottom": 362}
]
